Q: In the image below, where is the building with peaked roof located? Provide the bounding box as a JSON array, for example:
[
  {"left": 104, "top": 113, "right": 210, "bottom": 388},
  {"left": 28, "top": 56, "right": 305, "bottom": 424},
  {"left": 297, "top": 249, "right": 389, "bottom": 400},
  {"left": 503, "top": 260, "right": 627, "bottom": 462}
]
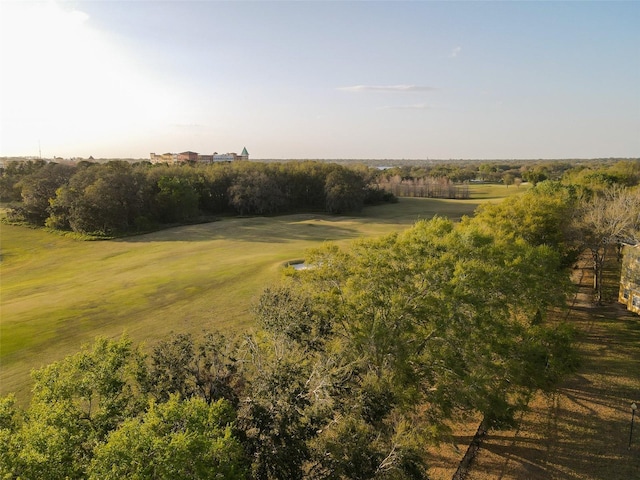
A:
[
  {"left": 150, "top": 148, "right": 249, "bottom": 164},
  {"left": 619, "top": 243, "right": 640, "bottom": 315}
]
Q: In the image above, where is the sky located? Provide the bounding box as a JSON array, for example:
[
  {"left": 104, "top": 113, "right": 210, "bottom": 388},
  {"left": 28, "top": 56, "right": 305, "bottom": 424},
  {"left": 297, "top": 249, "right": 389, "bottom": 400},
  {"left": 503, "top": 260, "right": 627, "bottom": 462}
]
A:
[{"left": 1, "top": 0, "right": 639, "bottom": 160}]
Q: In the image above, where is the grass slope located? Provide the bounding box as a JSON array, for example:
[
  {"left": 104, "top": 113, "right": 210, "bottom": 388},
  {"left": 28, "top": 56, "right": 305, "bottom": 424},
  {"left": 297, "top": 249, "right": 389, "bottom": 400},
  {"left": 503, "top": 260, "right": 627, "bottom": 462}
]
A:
[{"left": 1, "top": 186, "right": 522, "bottom": 401}]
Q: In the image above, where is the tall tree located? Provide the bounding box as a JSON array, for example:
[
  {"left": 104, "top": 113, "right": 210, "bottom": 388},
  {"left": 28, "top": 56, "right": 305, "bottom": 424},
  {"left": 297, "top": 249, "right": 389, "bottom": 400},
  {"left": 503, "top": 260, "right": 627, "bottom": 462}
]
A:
[
  {"left": 502, "top": 172, "right": 515, "bottom": 187},
  {"left": 324, "top": 167, "right": 366, "bottom": 214},
  {"left": 0, "top": 159, "right": 47, "bottom": 202},
  {"left": 576, "top": 185, "right": 640, "bottom": 303},
  {"left": 228, "top": 170, "right": 287, "bottom": 215},
  {"left": 147, "top": 332, "right": 242, "bottom": 407},
  {"left": 237, "top": 335, "right": 315, "bottom": 480},
  {"left": 48, "top": 161, "right": 147, "bottom": 235},
  {"left": 472, "top": 181, "right": 581, "bottom": 266},
  {"left": 15, "top": 162, "right": 76, "bottom": 224},
  {"left": 155, "top": 175, "right": 201, "bottom": 222},
  {"left": 253, "top": 216, "right": 575, "bottom": 477},
  {"left": 0, "top": 337, "right": 147, "bottom": 479}
]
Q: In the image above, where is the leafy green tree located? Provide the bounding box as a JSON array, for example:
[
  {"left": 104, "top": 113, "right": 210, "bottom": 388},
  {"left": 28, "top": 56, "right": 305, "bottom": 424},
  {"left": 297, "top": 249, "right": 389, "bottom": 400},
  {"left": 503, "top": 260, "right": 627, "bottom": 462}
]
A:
[
  {"left": 237, "top": 335, "right": 316, "bottom": 480},
  {"left": 278, "top": 161, "right": 331, "bottom": 210},
  {"left": 255, "top": 285, "right": 331, "bottom": 351},
  {"left": 0, "top": 337, "right": 147, "bottom": 479},
  {"left": 20, "top": 160, "right": 392, "bottom": 233},
  {"left": 0, "top": 159, "right": 47, "bottom": 202},
  {"left": 48, "top": 161, "right": 148, "bottom": 235},
  {"left": 478, "top": 163, "right": 496, "bottom": 181},
  {"left": 562, "top": 160, "right": 640, "bottom": 192},
  {"left": 449, "top": 166, "right": 478, "bottom": 183},
  {"left": 0, "top": 394, "right": 21, "bottom": 478},
  {"left": 606, "top": 159, "right": 640, "bottom": 187},
  {"left": 282, "top": 217, "right": 573, "bottom": 428},
  {"left": 14, "top": 162, "right": 76, "bottom": 224},
  {"left": 309, "top": 414, "right": 426, "bottom": 480},
  {"left": 200, "top": 163, "right": 234, "bottom": 213},
  {"left": 30, "top": 336, "right": 147, "bottom": 437},
  {"left": 502, "top": 172, "right": 515, "bottom": 187},
  {"left": 250, "top": 215, "right": 575, "bottom": 478},
  {"left": 228, "top": 170, "right": 287, "bottom": 215},
  {"left": 147, "top": 330, "right": 321, "bottom": 479},
  {"left": 155, "top": 175, "right": 201, "bottom": 222},
  {"left": 522, "top": 166, "right": 548, "bottom": 185},
  {"left": 147, "top": 332, "right": 242, "bottom": 407},
  {"left": 324, "top": 167, "right": 366, "bottom": 214},
  {"left": 472, "top": 181, "right": 581, "bottom": 266},
  {"left": 89, "top": 396, "right": 247, "bottom": 480}
]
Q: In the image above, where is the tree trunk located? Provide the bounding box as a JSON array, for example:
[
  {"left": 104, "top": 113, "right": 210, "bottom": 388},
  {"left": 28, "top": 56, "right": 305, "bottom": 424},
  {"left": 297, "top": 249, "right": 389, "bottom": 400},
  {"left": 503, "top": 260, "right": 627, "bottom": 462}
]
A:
[
  {"left": 592, "top": 247, "right": 606, "bottom": 305},
  {"left": 452, "top": 417, "right": 490, "bottom": 480}
]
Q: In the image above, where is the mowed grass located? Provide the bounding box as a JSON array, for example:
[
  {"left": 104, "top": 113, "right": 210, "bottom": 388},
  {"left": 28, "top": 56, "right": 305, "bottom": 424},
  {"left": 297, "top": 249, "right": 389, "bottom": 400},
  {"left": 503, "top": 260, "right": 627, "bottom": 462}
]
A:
[
  {"left": 0, "top": 185, "right": 524, "bottom": 401},
  {"left": 0, "top": 185, "right": 516, "bottom": 400}
]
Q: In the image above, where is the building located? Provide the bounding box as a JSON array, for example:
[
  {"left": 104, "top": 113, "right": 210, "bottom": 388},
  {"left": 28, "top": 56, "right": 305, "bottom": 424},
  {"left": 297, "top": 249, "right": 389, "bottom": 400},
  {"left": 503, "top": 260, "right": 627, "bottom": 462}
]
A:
[
  {"left": 178, "top": 151, "right": 199, "bottom": 163},
  {"left": 213, "top": 152, "right": 237, "bottom": 162},
  {"left": 213, "top": 148, "right": 249, "bottom": 162},
  {"left": 150, "top": 148, "right": 249, "bottom": 165},
  {"left": 150, "top": 152, "right": 179, "bottom": 164},
  {"left": 619, "top": 243, "right": 640, "bottom": 315}
]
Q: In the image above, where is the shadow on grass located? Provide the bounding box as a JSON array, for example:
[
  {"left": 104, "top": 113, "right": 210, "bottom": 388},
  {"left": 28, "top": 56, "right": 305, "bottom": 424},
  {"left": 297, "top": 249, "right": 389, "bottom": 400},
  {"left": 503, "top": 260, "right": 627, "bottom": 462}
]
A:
[
  {"left": 476, "top": 378, "right": 640, "bottom": 479},
  {"left": 116, "top": 215, "right": 363, "bottom": 244},
  {"left": 116, "top": 198, "right": 484, "bottom": 244},
  {"left": 466, "top": 260, "right": 640, "bottom": 480}
]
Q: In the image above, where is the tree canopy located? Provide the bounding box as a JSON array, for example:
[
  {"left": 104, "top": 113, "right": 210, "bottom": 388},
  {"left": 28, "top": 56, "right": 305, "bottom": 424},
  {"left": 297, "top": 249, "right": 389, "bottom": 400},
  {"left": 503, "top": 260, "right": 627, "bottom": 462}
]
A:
[{"left": 4, "top": 160, "right": 393, "bottom": 236}]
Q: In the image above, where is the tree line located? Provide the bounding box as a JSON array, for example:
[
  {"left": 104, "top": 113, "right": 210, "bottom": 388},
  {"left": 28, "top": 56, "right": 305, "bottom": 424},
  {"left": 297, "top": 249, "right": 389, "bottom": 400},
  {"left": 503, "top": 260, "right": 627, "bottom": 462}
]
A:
[
  {"left": 2, "top": 159, "right": 638, "bottom": 237},
  {"left": 374, "top": 158, "right": 640, "bottom": 187},
  {"left": 376, "top": 176, "right": 470, "bottom": 199},
  {"left": 4, "top": 159, "right": 639, "bottom": 236},
  {"left": 1, "top": 160, "right": 394, "bottom": 236}
]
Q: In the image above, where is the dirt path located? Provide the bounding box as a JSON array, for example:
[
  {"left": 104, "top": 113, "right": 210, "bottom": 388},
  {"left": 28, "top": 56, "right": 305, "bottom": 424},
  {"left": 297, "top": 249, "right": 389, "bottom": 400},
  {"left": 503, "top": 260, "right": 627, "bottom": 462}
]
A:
[{"left": 462, "top": 259, "right": 640, "bottom": 480}]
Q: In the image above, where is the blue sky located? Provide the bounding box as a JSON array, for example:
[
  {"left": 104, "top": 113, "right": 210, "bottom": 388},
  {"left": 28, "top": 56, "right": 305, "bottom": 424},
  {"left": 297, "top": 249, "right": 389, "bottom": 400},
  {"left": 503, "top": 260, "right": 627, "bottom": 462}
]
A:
[{"left": 1, "top": 0, "right": 638, "bottom": 159}]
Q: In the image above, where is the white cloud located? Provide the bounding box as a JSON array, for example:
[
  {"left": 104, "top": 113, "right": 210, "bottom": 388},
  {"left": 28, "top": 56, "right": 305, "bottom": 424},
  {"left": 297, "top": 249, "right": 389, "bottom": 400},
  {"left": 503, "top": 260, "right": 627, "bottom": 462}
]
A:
[
  {"left": 378, "top": 103, "right": 432, "bottom": 110},
  {"left": 449, "top": 46, "right": 462, "bottom": 58},
  {"left": 338, "top": 85, "right": 437, "bottom": 93}
]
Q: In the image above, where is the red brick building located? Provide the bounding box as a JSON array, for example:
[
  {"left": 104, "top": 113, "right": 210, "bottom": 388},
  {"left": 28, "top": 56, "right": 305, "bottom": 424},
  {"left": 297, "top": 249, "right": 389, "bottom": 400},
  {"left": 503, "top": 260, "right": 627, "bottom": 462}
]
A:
[{"left": 178, "top": 151, "right": 199, "bottom": 163}]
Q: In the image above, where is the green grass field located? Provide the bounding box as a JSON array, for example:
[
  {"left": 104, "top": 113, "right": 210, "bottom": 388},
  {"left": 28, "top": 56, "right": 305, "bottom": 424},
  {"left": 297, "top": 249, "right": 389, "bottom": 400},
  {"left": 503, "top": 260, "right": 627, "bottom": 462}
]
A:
[{"left": 1, "top": 185, "right": 524, "bottom": 401}]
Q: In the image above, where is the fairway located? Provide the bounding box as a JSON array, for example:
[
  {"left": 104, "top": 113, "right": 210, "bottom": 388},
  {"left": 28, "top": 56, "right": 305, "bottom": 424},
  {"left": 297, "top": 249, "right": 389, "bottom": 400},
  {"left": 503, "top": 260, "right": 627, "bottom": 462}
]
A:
[{"left": 1, "top": 186, "right": 522, "bottom": 400}]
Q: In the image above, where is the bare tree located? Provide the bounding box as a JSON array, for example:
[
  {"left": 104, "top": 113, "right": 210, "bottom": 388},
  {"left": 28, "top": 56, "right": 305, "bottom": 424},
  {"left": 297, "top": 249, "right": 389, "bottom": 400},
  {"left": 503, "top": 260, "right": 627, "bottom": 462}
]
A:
[{"left": 577, "top": 186, "right": 640, "bottom": 303}]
